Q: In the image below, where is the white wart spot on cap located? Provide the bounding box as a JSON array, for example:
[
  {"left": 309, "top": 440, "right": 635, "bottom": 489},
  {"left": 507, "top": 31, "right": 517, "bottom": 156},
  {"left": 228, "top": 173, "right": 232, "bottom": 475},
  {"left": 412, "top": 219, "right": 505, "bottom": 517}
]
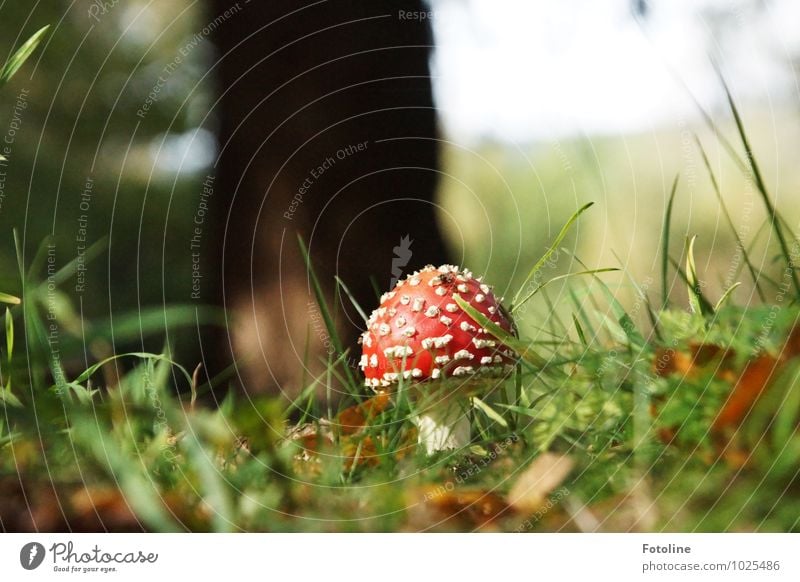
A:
[
  {"left": 460, "top": 321, "right": 477, "bottom": 333},
  {"left": 453, "top": 349, "right": 474, "bottom": 360},
  {"left": 384, "top": 345, "right": 413, "bottom": 358},
  {"left": 457, "top": 284, "right": 468, "bottom": 293},
  {"left": 453, "top": 366, "right": 475, "bottom": 376},
  {"left": 445, "top": 303, "right": 458, "bottom": 313},
  {"left": 378, "top": 323, "right": 390, "bottom": 336},
  {"left": 425, "top": 306, "right": 440, "bottom": 317},
  {"left": 472, "top": 338, "right": 497, "bottom": 349},
  {"left": 369, "top": 354, "right": 378, "bottom": 368},
  {"left": 380, "top": 291, "right": 396, "bottom": 303},
  {"left": 421, "top": 334, "right": 453, "bottom": 349},
  {"left": 412, "top": 297, "right": 425, "bottom": 312},
  {"left": 409, "top": 277, "right": 421, "bottom": 286},
  {"left": 400, "top": 295, "right": 411, "bottom": 305},
  {"left": 439, "top": 315, "right": 453, "bottom": 326}
]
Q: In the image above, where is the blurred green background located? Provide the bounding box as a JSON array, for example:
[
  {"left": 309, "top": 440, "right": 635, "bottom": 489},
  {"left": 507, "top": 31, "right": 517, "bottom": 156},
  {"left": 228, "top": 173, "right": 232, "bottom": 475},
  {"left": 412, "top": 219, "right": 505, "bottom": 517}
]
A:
[
  {"left": 0, "top": 2, "right": 218, "bottom": 367},
  {"left": 1, "top": 0, "right": 799, "bottom": 359}
]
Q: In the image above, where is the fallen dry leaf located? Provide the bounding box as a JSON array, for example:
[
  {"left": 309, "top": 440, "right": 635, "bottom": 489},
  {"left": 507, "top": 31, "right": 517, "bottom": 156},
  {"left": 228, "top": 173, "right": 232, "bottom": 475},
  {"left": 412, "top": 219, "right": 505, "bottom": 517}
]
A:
[
  {"left": 712, "top": 354, "right": 779, "bottom": 431},
  {"left": 412, "top": 486, "right": 511, "bottom": 529},
  {"left": 653, "top": 343, "right": 734, "bottom": 379},
  {"left": 507, "top": 453, "right": 574, "bottom": 513},
  {"left": 69, "top": 487, "right": 141, "bottom": 531},
  {"left": 336, "top": 393, "right": 391, "bottom": 435}
]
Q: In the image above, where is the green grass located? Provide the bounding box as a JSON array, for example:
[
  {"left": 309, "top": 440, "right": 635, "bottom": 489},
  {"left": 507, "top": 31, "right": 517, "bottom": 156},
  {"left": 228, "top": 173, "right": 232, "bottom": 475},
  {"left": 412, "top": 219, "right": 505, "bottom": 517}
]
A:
[
  {"left": 3, "top": 198, "right": 799, "bottom": 531},
  {"left": 1, "top": 33, "right": 800, "bottom": 532}
]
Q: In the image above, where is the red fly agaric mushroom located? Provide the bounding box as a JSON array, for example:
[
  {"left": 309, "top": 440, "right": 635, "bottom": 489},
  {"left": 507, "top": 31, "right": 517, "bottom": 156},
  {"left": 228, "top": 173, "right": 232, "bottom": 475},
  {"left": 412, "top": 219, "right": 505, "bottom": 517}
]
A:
[{"left": 359, "top": 264, "right": 517, "bottom": 453}]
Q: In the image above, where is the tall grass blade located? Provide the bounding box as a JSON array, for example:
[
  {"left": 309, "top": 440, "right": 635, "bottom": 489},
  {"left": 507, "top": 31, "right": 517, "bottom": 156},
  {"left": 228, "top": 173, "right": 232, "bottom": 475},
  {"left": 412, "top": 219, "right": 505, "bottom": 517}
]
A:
[
  {"left": 661, "top": 174, "right": 679, "bottom": 308},
  {"left": 297, "top": 236, "right": 356, "bottom": 389},
  {"left": 511, "top": 202, "right": 594, "bottom": 308},
  {"left": 715, "top": 65, "right": 800, "bottom": 296},
  {"left": 694, "top": 134, "right": 765, "bottom": 302}
]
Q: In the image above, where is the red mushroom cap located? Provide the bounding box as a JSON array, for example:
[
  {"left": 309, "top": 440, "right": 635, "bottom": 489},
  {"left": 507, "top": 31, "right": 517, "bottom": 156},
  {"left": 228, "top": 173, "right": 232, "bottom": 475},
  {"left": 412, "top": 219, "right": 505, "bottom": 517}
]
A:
[{"left": 359, "top": 265, "right": 517, "bottom": 389}]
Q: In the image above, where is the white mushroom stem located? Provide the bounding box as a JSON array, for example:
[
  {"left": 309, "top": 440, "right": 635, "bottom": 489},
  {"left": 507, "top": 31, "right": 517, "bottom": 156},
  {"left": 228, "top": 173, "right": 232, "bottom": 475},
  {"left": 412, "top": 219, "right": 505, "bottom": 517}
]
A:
[{"left": 414, "top": 402, "right": 470, "bottom": 454}]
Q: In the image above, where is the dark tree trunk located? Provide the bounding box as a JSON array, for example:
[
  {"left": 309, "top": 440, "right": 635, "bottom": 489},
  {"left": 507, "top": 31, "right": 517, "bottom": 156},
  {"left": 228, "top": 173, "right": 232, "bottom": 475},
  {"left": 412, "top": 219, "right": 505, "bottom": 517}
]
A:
[{"left": 207, "top": 0, "right": 447, "bottom": 400}]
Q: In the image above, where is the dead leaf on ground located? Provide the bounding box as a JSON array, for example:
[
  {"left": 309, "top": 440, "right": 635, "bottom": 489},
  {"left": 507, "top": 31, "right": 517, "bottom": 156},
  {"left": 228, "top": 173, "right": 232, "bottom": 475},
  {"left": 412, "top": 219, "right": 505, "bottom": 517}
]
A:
[
  {"left": 507, "top": 453, "right": 573, "bottom": 513},
  {"left": 713, "top": 354, "right": 779, "bottom": 431},
  {"left": 410, "top": 485, "right": 511, "bottom": 529},
  {"left": 69, "top": 487, "right": 141, "bottom": 531},
  {"left": 336, "top": 393, "right": 391, "bottom": 435},
  {"left": 653, "top": 343, "right": 735, "bottom": 379}
]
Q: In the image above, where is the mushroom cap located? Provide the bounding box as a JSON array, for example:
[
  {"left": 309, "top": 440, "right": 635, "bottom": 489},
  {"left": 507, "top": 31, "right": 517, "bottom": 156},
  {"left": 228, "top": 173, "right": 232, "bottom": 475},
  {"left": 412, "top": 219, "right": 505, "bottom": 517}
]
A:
[{"left": 359, "top": 264, "right": 516, "bottom": 389}]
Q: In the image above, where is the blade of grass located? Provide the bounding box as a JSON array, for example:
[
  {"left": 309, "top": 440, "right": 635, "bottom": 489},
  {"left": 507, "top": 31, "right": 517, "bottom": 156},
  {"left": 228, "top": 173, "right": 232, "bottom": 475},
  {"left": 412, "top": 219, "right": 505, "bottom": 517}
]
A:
[
  {"left": 715, "top": 65, "right": 800, "bottom": 296},
  {"left": 0, "top": 26, "right": 50, "bottom": 85},
  {"left": 572, "top": 314, "right": 587, "bottom": 347},
  {"left": 0, "top": 292, "right": 20, "bottom": 305},
  {"left": 335, "top": 276, "right": 368, "bottom": 324},
  {"left": 685, "top": 235, "right": 710, "bottom": 317},
  {"left": 4, "top": 307, "right": 12, "bottom": 391},
  {"left": 513, "top": 268, "right": 619, "bottom": 312},
  {"left": 714, "top": 282, "right": 741, "bottom": 312},
  {"left": 569, "top": 286, "right": 596, "bottom": 346},
  {"left": 668, "top": 256, "right": 714, "bottom": 314},
  {"left": 511, "top": 202, "right": 594, "bottom": 309},
  {"left": 73, "top": 352, "right": 192, "bottom": 387},
  {"left": 575, "top": 256, "right": 645, "bottom": 349},
  {"left": 297, "top": 236, "right": 356, "bottom": 389},
  {"left": 694, "top": 134, "right": 765, "bottom": 302},
  {"left": 610, "top": 249, "right": 661, "bottom": 342},
  {"left": 454, "top": 295, "right": 546, "bottom": 369},
  {"left": 472, "top": 396, "right": 509, "bottom": 429},
  {"left": 662, "top": 174, "right": 679, "bottom": 309}
]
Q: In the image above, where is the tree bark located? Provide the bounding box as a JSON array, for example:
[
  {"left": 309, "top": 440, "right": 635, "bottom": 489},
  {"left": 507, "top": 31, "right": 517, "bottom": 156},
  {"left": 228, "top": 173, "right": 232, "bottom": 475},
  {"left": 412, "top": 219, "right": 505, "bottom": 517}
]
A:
[{"left": 208, "top": 0, "right": 448, "bottom": 400}]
